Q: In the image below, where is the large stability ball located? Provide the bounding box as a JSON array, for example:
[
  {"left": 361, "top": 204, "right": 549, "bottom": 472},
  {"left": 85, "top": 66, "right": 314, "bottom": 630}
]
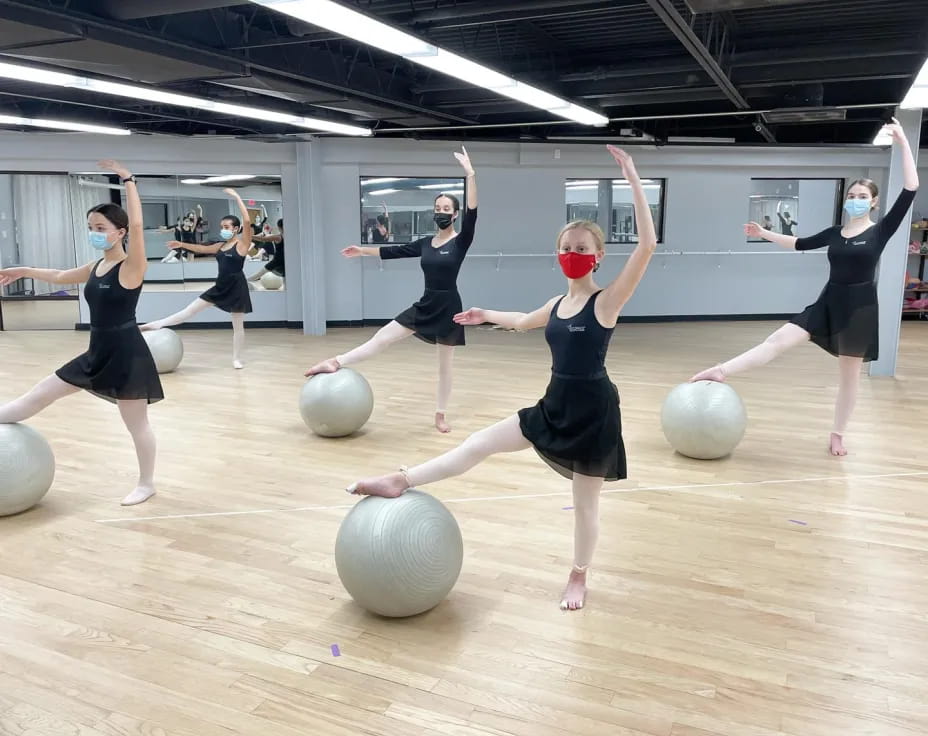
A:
[
  {"left": 260, "top": 271, "right": 283, "bottom": 290},
  {"left": 661, "top": 381, "right": 747, "bottom": 460},
  {"left": 0, "top": 424, "right": 55, "bottom": 516},
  {"left": 299, "top": 368, "right": 373, "bottom": 437},
  {"left": 335, "top": 490, "right": 464, "bottom": 617},
  {"left": 142, "top": 328, "right": 184, "bottom": 374}
]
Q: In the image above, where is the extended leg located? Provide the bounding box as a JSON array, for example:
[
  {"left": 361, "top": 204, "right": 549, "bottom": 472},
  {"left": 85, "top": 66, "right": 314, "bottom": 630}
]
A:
[
  {"left": 140, "top": 298, "right": 212, "bottom": 332},
  {"left": 305, "top": 320, "right": 413, "bottom": 375},
  {"left": 0, "top": 374, "right": 79, "bottom": 423},
  {"left": 690, "top": 322, "right": 810, "bottom": 382}
]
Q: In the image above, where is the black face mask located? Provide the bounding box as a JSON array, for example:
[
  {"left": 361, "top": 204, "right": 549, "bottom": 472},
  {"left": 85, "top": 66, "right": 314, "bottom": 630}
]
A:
[{"left": 433, "top": 212, "right": 454, "bottom": 230}]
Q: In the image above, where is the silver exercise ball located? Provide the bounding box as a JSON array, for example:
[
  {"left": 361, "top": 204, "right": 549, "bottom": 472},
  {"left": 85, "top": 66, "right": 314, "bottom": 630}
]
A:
[
  {"left": 661, "top": 380, "right": 747, "bottom": 460},
  {"left": 335, "top": 490, "right": 464, "bottom": 617},
  {"left": 260, "top": 271, "right": 283, "bottom": 290},
  {"left": 0, "top": 424, "right": 55, "bottom": 516},
  {"left": 142, "top": 328, "right": 184, "bottom": 374},
  {"left": 299, "top": 368, "right": 374, "bottom": 437}
]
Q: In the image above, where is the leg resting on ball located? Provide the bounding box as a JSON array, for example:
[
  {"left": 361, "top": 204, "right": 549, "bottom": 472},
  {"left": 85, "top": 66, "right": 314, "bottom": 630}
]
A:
[{"left": 0, "top": 374, "right": 79, "bottom": 424}]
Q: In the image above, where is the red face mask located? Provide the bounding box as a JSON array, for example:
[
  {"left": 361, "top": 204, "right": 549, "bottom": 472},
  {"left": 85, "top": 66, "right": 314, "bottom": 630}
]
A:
[{"left": 558, "top": 252, "right": 597, "bottom": 279}]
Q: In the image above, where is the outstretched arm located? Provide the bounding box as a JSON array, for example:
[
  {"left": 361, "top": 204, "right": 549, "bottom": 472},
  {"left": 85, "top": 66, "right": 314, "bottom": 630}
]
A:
[
  {"left": 99, "top": 159, "right": 146, "bottom": 288},
  {"left": 454, "top": 296, "right": 559, "bottom": 332},
  {"left": 169, "top": 240, "right": 223, "bottom": 255},
  {"left": 224, "top": 188, "right": 253, "bottom": 255},
  {"left": 597, "top": 146, "right": 657, "bottom": 320},
  {"left": 0, "top": 263, "right": 94, "bottom": 287},
  {"left": 744, "top": 221, "right": 799, "bottom": 250}
]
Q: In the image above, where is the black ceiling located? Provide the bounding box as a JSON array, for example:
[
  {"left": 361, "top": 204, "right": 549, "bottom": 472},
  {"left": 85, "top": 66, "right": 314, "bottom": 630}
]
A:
[{"left": 0, "top": 0, "right": 924, "bottom": 145}]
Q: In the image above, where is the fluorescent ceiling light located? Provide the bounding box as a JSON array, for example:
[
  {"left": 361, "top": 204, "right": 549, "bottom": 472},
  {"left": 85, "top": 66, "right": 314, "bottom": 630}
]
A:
[
  {"left": 872, "top": 127, "right": 893, "bottom": 146},
  {"left": 181, "top": 175, "right": 258, "bottom": 185},
  {"left": 250, "top": 0, "right": 608, "bottom": 127},
  {"left": 362, "top": 177, "right": 403, "bottom": 186},
  {"left": 443, "top": 190, "right": 464, "bottom": 196},
  {"left": 900, "top": 57, "right": 928, "bottom": 110},
  {"left": 0, "top": 60, "right": 370, "bottom": 136},
  {"left": 368, "top": 187, "right": 399, "bottom": 195},
  {"left": 0, "top": 113, "right": 129, "bottom": 135},
  {"left": 417, "top": 182, "right": 458, "bottom": 189}
]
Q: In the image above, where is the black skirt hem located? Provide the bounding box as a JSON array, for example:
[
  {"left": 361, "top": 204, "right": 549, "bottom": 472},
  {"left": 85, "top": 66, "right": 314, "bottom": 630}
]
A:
[{"left": 55, "top": 369, "right": 164, "bottom": 405}]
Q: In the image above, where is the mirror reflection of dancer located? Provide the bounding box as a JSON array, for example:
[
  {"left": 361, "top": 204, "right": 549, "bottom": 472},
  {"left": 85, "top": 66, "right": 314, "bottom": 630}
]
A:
[
  {"left": 346, "top": 147, "right": 658, "bottom": 611},
  {"left": 141, "top": 188, "right": 253, "bottom": 370},
  {"left": 0, "top": 159, "right": 163, "bottom": 506},
  {"left": 691, "top": 119, "right": 919, "bottom": 456},
  {"left": 162, "top": 206, "right": 202, "bottom": 263},
  {"left": 247, "top": 219, "right": 285, "bottom": 283},
  {"left": 306, "top": 148, "right": 477, "bottom": 434}
]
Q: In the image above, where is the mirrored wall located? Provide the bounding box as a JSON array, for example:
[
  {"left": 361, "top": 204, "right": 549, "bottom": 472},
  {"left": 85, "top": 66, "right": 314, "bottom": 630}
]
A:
[
  {"left": 70, "top": 173, "right": 285, "bottom": 292},
  {"left": 0, "top": 172, "right": 81, "bottom": 329},
  {"left": 747, "top": 178, "right": 843, "bottom": 241},
  {"left": 565, "top": 178, "right": 666, "bottom": 243},
  {"left": 359, "top": 176, "right": 466, "bottom": 243}
]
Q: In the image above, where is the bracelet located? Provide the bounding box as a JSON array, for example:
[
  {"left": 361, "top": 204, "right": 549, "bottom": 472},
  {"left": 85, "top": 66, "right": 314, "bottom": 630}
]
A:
[{"left": 120, "top": 175, "right": 137, "bottom": 184}]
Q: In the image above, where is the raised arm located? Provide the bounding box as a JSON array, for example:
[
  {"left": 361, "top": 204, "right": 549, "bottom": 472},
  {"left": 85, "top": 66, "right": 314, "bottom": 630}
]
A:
[
  {"left": 451, "top": 146, "right": 478, "bottom": 252},
  {"left": 224, "top": 188, "right": 253, "bottom": 255},
  {"left": 744, "top": 221, "right": 799, "bottom": 250},
  {"left": 454, "top": 296, "right": 559, "bottom": 332},
  {"left": 454, "top": 146, "right": 477, "bottom": 211},
  {"left": 0, "top": 262, "right": 94, "bottom": 287},
  {"left": 98, "top": 159, "right": 146, "bottom": 288},
  {"left": 597, "top": 146, "right": 657, "bottom": 320},
  {"left": 883, "top": 117, "right": 919, "bottom": 192}
]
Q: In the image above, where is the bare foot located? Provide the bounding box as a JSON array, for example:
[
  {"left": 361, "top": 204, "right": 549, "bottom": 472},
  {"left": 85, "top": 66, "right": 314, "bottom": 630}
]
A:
[
  {"left": 829, "top": 432, "right": 847, "bottom": 456},
  {"left": 346, "top": 471, "right": 409, "bottom": 498},
  {"left": 139, "top": 322, "right": 160, "bottom": 333},
  {"left": 305, "top": 357, "right": 340, "bottom": 377},
  {"left": 689, "top": 364, "right": 726, "bottom": 383},
  {"left": 435, "top": 412, "right": 451, "bottom": 434},
  {"left": 560, "top": 567, "right": 588, "bottom": 611},
  {"left": 121, "top": 485, "right": 156, "bottom": 506},
  {"left": 233, "top": 359, "right": 244, "bottom": 370}
]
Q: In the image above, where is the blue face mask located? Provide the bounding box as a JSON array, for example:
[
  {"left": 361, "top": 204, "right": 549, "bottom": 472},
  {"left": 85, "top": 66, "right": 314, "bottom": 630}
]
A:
[
  {"left": 220, "top": 228, "right": 234, "bottom": 240},
  {"left": 844, "top": 198, "right": 871, "bottom": 219},
  {"left": 88, "top": 231, "right": 113, "bottom": 251}
]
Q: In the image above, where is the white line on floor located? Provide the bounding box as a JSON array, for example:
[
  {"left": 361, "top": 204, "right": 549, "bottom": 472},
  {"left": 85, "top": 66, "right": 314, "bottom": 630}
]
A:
[{"left": 94, "top": 470, "right": 928, "bottom": 524}]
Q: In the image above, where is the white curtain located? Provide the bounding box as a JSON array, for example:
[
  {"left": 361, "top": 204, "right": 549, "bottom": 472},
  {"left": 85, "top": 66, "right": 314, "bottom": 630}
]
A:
[
  {"left": 12, "top": 175, "right": 78, "bottom": 295},
  {"left": 69, "top": 175, "right": 108, "bottom": 269}
]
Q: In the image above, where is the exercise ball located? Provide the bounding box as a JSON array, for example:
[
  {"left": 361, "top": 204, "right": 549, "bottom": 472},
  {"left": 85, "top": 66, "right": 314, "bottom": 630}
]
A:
[
  {"left": 0, "top": 424, "right": 55, "bottom": 516},
  {"left": 335, "top": 490, "right": 463, "bottom": 617},
  {"left": 142, "top": 328, "right": 184, "bottom": 374},
  {"left": 299, "top": 368, "right": 373, "bottom": 437},
  {"left": 661, "top": 381, "right": 747, "bottom": 460},
  {"left": 260, "top": 271, "right": 283, "bottom": 290}
]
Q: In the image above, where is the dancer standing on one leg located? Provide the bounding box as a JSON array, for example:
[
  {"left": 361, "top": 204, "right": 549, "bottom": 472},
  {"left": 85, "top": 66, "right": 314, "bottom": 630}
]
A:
[
  {"left": 141, "top": 188, "right": 253, "bottom": 369},
  {"left": 0, "top": 159, "right": 163, "bottom": 506},
  {"left": 247, "top": 218, "right": 286, "bottom": 284},
  {"left": 347, "top": 146, "right": 657, "bottom": 611},
  {"left": 306, "top": 147, "right": 477, "bottom": 434},
  {"left": 691, "top": 118, "right": 919, "bottom": 456}
]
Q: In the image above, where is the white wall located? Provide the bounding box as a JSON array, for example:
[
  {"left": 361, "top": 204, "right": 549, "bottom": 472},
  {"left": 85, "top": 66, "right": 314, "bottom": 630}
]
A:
[{"left": 316, "top": 139, "right": 894, "bottom": 321}]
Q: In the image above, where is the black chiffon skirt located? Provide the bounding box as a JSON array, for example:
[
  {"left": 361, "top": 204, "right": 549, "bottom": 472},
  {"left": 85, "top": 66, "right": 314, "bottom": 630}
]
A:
[
  {"left": 790, "top": 280, "right": 878, "bottom": 361},
  {"left": 56, "top": 321, "right": 164, "bottom": 404},
  {"left": 518, "top": 373, "right": 626, "bottom": 481},
  {"left": 394, "top": 287, "right": 465, "bottom": 346},
  {"left": 201, "top": 274, "right": 253, "bottom": 314}
]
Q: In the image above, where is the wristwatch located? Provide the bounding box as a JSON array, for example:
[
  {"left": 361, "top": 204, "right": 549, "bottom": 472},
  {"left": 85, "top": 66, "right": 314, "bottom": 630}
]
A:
[{"left": 120, "top": 175, "right": 137, "bottom": 184}]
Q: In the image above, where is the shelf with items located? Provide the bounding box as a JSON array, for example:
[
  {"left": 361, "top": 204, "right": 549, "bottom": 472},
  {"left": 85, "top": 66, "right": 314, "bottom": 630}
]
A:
[{"left": 904, "top": 221, "right": 928, "bottom": 319}]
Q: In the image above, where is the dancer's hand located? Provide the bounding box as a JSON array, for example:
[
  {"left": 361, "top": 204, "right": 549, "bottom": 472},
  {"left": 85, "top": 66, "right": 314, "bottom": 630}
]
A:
[
  {"left": 744, "top": 222, "right": 763, "bottom": 238},
  {"left": 453, "top": 146, "right": 475, "bottom": 176},
  {"left": 881, "top": 117, "right": 908, "bottom": 145},
  {"left": 0, "top": 267, "right": 28, "bottom": 286},
  {"left": 606, "top": 145, "right": 638, "bottom": 180},
  {"left": 222, "top": 187, "right": 239, "bottom": 197},
  {"left": 341, "top": 245, "right": 363, "bottom": 258},
  {"left": 98, "top": 159, "right": 131, "bottom": 179},
  {"left": 453, "top": 307, "right": 487, "bottom": 325}
]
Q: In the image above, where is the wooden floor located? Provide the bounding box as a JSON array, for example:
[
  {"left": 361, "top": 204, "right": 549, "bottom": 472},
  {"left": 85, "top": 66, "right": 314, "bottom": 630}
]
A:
[{"left": 1, "top": 320, "right": 927, "bottom": 736}]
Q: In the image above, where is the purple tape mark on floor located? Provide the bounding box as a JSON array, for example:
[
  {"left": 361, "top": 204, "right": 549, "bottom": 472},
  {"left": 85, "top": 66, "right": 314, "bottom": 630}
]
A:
[
  {"left": 788, "top": 520, "right": 808, "bottom": 526},
  {"left": 563, "top": 506, "right": 574, "bottom": 510},
  {"left": 331, "top": 644, "right": 341, "bottom": 657}
]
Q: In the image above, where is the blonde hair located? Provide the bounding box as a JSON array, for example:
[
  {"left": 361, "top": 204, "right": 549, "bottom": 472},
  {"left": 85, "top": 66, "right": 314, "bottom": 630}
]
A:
[{"left": 556, "top": 220, "right": 605, "bottom": 254}]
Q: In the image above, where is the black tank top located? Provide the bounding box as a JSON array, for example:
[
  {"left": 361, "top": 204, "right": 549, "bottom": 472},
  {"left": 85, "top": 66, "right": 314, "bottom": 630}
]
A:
[
  {"left": 85, "top": 260, "right": 140, "bottom": 330},
  {"left": 216, "top": 243, "right": 246, "bottom": 281},
  {"left": 545, "top": 291, "right": 614, "bottom": 379}
]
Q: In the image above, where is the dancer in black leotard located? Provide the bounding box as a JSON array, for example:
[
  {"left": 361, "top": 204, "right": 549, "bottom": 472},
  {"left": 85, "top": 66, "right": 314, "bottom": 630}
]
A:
[
  {"left": 306, "top": 147, "right": 477, "bottom": 434},
  {"left": 0, "top": 159, "right": 162, "bottom": 506},
  {"left": 141, "top": 188, "right": 253, "bottom": 369},
  {"left": 346, "top": 146, "right": 657, "bottom": 612},
  {"left": 248, "top": 218, "right": 286, "bottom": 282},
  {"left": 691, "top": 118, "right": 919, "bottom": 456}
]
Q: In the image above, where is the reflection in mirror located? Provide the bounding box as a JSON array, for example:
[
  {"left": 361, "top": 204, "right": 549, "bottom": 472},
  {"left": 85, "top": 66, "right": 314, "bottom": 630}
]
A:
[
  {"left": 70, "top": 173, "right": 285, "bottom": 292},
  {"left": 565, "top": 178, "right": 666, "bottom": 243},
  {"left": 359, "top": 177, "right": 466, "bottom": 244},
  {"left": 747, "top": 179, "right": 843, "bottom": 241},
  {"left": 0, "top": 172, "right": 81, "bottom": 330}
]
